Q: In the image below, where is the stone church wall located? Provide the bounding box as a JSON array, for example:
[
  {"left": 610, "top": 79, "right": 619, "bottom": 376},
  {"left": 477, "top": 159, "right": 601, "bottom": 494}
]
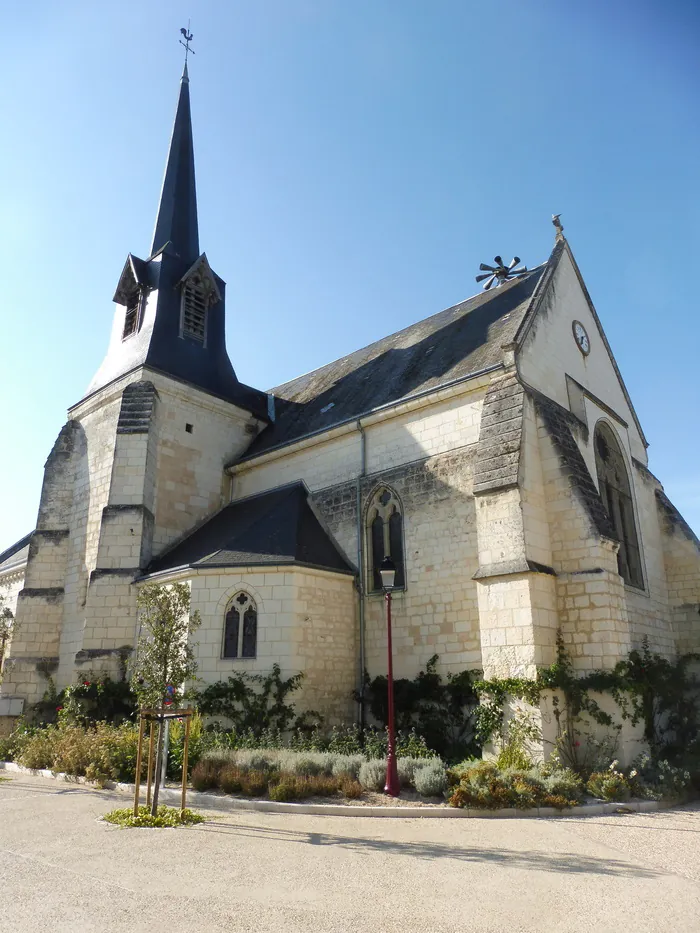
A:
[
  {"left": 313, "top": 446, "right": 482, "bottom": 682},
  {"left": 230, "top": 382, "right": 491, "bottom": 684},
  {"left": 233, "top": 380, "right": 489, "bottom": 501},
  {"left": 147, "top": 374, "right": 260, "bottom": 555},
  {"left": 188, "top": 566, "right": 356, "bottom": 725}
]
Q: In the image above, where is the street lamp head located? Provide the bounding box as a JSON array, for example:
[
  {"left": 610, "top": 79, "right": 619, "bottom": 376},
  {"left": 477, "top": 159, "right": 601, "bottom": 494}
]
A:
[{"left": 379, "top": 556, "right": 396, "bottom": 591}]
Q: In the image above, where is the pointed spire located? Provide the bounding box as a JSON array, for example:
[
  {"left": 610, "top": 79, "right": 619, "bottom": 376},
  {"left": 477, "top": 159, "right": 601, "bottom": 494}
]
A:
[{"left": 150, "top": 64, "right": 199, "bottom": 263}]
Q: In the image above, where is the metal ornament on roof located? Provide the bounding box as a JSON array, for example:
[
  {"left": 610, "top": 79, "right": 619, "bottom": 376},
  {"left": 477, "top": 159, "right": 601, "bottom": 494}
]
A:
[{"left": 475, "top": 256, "right": 527, "bottom": 290}]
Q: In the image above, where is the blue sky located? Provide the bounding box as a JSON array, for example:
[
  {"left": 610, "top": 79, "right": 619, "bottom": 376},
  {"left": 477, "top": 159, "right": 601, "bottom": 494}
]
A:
[{"left": 1, "top": 0, "right": 699, "bottom": 553}]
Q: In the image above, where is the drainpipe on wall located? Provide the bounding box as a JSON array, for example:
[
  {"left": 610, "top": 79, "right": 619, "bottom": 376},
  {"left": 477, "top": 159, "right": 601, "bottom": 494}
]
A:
[{"left": 355, "top": 419, "right": 367, "bottom": 731}]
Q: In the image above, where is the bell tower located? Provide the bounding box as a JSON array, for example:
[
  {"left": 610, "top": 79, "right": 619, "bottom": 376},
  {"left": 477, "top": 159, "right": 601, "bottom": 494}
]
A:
[{"left": 1, "top": 58, "right": 267, "bottom": 714}]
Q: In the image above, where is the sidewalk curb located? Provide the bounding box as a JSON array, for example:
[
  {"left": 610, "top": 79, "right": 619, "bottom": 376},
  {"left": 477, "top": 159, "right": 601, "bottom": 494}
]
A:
[{"left": 0, "top": 760, "right": 672, "bottom": 819}]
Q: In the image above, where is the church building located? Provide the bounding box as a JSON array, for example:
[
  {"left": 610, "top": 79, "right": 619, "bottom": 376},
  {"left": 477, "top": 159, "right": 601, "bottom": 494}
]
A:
[{"left": 2, "top": 65, "right": 699, "bottom": 751}]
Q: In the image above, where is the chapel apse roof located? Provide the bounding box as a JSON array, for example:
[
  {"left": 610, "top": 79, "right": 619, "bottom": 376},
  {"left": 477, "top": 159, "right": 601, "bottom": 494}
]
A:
[
  {"left": 145, "top": 483, "right": 355, "bottom": 577},
  {"left": 244, "top": 266, "right": 547, "bottom": 458}
]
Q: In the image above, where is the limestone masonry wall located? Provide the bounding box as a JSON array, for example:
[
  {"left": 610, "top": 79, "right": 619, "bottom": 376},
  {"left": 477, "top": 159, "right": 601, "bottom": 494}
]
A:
[{"left": 189, "top": 566, "right": 356, "bottom": 724}]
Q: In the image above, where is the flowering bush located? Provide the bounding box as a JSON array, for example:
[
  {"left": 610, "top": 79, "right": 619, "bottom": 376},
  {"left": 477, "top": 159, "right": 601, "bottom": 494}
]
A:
[
  {"left": 586, "top": 762, "right": 632, "bottom": 801},
  {"left": 629, "top": 753, "right": 692, "bottom": 801}
]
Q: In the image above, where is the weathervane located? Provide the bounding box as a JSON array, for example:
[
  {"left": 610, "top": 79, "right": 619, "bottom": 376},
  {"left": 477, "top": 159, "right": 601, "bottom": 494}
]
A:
[
  {"left": 552, "top": 213, "right": 564, "bottom": 241},
  {"left": 179, "top": 24, "right": 195, "bottom": 65},
  {"left": 475, "top": 256, "right": 528, "bottom": 290}
]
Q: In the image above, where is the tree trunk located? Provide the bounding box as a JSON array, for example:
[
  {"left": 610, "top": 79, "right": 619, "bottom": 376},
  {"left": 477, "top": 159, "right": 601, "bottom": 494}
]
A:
[{"left": 150, "top": 717, "right": 165, "bottom": 815}]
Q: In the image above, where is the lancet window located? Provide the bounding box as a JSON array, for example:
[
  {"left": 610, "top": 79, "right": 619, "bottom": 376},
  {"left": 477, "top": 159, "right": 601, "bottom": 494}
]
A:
[
  {"left": 593, "top": 421, "right": 643, "bottom": 589},
  {"left": 223, "top": 592, "right": 258, "bottom": 659},
  {"left": 367, "top": 486, "right": 405, "bottom": 592}
]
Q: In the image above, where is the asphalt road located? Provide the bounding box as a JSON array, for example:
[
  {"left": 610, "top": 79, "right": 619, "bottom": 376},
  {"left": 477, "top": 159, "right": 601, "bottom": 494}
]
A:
[{"left": 1, "top": 772, "right": 699, "bottom": 933}]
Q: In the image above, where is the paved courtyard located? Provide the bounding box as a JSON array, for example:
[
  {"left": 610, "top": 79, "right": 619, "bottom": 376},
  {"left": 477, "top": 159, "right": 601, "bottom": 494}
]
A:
[{"left": 1, "top": 772, "right": 699, "bottom": 932}]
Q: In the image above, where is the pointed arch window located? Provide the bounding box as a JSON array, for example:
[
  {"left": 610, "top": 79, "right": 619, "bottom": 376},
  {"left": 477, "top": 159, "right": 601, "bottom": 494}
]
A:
[
  {"left": 594, "top": 422, "right": 643, "bottom": 589},
  {"left": 223, "top": 592, "right": 257, "bottom": 659},
  {"left": 367, "top": 487, "right": 405, "bottom": 592},
  {"left": 122, "top": 290, "right": 141, "bottom": 339}
]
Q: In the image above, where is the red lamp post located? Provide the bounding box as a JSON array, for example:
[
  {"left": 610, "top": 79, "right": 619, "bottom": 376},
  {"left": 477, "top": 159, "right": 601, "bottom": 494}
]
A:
[{"left": 380, "top": 556, "right": 400, "bottom": 797}]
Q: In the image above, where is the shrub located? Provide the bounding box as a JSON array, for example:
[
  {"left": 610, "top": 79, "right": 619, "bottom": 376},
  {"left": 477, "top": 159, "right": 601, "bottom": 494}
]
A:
[
  {"left": 298, "top": 774, "right": 340, "bottom": 798},
  {"left": 448, "top": 759, "right": 580, "bottom": 810},
  {"left": 191, "top": 758, "right": 222, "bottom": 792},
  {"left": 413, "top": 760, "right": 448, "bottom": 797},
  {"left": 586, "top": 766, "right": 631, "bottom": 802},
  {"left": 541, "top": 767, "right": 584, "bottom": 802},
  {"left": 103, "top": 805, "right": 204, "bottom": 828},
  {"left": 0, "top": 721, "right": 41, "bottom": 762},
  {"left": 397, "top": 756, "right": 429, "bottom": 788},
  {"left": 542, "top": 794, "right": 573, "bottom": 810},
  {"left": 339, "top": 776, "right": 363, "bottom": 799},
  {"left": 17, "top": 727, "right": 57, "bottom": 770},
  {"left": 218, "top": 765, "right": 244, "bottom": 794},
  {"left": 269, "top": 779, "right": 299, "bottom": 802},
  {"left": 631, "top": 753, "right": 692, "bottom": 801},
  {"left": 279, "top": 752, "right": 332, "bottom": 776},
  {"left": 240, "top": 770, "right": 269, "bottom": 797},
  {"left": 331, "top": 754, "right": 364, "bottom": 780},
  {"left": 359, "top": 759, "right": 386, "bottom": 792}
]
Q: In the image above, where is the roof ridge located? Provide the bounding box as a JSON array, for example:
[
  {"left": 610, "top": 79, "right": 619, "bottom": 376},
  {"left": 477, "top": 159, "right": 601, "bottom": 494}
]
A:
[{"left": 268, "top": 265, "right": 547, "bottom": 395}]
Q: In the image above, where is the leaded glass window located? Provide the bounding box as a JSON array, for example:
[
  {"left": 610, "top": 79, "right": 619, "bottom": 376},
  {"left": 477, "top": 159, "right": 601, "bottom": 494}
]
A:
[
  {"left": 367, "top": 487, "right": 405, "bottom": 592},
  {"left": 594, "top": 422, "right": 643, "bottom": 589},
  {"left": 223, "top": 592, "right": 257, "bottom": 658}
]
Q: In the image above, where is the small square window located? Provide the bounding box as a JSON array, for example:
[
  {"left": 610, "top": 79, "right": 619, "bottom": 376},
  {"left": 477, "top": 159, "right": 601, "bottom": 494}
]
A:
[{"left": 185, "top": 423, "right": 193, "bottom": 434}]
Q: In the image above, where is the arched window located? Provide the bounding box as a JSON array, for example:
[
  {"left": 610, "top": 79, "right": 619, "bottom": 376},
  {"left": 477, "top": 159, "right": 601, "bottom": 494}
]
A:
[
  {"left": 367, "top": 487, "right": 405, "bottom": 592},
  {"left": 223, "top": 592, "right": 257, "bottom": 658},
  {"left": 594, "top": 422, "right": 643, "bottom": 589}
]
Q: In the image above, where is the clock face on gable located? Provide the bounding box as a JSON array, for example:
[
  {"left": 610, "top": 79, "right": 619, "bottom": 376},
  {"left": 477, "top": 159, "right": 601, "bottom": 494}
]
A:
[{"left": 572, "top": 320, "right": 590, "bottom": 356}]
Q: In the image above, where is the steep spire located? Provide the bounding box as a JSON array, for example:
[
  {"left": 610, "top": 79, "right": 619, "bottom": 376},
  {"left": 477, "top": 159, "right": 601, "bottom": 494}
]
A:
[{"left": 150, "top": 63, "right": 199, "bottom": 264}]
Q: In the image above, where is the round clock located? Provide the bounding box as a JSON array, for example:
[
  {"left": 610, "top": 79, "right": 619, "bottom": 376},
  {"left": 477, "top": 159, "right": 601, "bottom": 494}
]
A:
[{"left": 572, "top": 320, "right": 590, "bottom": 356}]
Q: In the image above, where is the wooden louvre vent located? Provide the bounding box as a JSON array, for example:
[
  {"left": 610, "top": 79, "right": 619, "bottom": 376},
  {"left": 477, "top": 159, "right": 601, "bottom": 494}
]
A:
[
  {"left": 182, "top": 277, "right": 207, "bottom": 343},
  {"left": 122, "top": 291, "right": 140, "bottom": 338}
]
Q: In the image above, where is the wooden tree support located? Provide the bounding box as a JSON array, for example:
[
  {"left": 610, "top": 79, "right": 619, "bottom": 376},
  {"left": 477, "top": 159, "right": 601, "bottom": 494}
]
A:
[{"left": 133, "top": 708, "right": 195, "bottom": 816}]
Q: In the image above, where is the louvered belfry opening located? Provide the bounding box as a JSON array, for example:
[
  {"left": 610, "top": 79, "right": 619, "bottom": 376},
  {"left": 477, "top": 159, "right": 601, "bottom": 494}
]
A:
[
  {"left": 182, "top": 276, "right": 207, "bottom": 343},
  {"left": 122, "top": 291, "right": 140, "bottom": 339}
]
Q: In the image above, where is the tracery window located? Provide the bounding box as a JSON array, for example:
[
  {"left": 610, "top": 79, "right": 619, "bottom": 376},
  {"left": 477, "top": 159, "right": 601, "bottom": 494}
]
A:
[
  {"left": 367, "top": 486, "right": 405, "bottom": 592},
  {"left": 223, "top": 592, "right": 257, "bottom": 658},
  {"left": 593, "top": 422, "right": 643, "bottom": 589}
]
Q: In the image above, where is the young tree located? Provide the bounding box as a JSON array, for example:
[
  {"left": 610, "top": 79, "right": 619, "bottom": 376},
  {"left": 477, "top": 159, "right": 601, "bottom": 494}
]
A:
[
  {"left": 130, "top": 582, "right": 201, "bottom": 813},
  {"left": 0, "top": 594, "right": 15, "bottom": 684}
]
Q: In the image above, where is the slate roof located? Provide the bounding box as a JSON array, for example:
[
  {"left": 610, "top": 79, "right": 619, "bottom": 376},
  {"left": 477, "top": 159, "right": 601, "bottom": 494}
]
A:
[
  {"left": 145, "top": 483, "right": 355, "bottom": 577},
  {"left": 151, "top": 62, "right": 199, "bottom": 266},
  {"left": 0, "top": 533, "right": 32, "bottom": 575},
  {"left": 531, "top": 391, "right": 616, "bottom": 540},
  {"left": 243, "top": 267, "right": 546, "bottom": 459}
]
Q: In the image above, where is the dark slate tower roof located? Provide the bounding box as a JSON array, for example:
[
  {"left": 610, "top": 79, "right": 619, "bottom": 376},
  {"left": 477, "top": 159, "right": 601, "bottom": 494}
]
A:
[
  {"left": 83, "top": 66, "right": 267, "bottom": 418},
  {"left": 151, "top": 63, "right": 199, "bottom": 265}
]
